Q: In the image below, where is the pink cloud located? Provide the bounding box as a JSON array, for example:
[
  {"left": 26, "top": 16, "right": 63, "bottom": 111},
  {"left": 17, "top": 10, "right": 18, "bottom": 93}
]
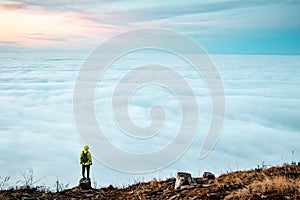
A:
[{"left": 0, "top": 3, "right": 125, "bottom": 49}]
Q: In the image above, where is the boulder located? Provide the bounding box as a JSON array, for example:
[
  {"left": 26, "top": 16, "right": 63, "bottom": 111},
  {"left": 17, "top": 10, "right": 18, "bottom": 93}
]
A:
[
  {"left": 174, "top": 172, "right": 192, "bottom": 190},
  {"left": 202, "top": 172, "right": 215, "bottom": 180},
  {"left": 78, "top": 178, "right": 92, "bottom": 190}
]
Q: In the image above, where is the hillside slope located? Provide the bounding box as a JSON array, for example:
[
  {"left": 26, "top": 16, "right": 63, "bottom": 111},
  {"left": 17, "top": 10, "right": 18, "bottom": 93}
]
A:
[{"left": 1, "top": 165, "right": 300, "bottom": 199}]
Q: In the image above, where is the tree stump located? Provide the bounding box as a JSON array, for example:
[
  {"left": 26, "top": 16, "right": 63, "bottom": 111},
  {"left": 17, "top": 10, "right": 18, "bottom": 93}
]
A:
[
  {"left": 78, "top": 178, "right": 92, "bottom": 190},
  {"left": 174, "top": 172, "right": 192, "bottom": 190}
]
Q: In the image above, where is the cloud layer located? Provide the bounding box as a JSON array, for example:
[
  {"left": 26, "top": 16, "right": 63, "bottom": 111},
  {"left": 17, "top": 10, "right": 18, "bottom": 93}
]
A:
[{"left": 0, "top": 51, "right": 299, "bottom": 188}]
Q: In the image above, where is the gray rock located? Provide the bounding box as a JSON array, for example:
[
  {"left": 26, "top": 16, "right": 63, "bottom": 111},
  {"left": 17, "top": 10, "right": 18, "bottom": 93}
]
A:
[
  {"left": 174, "top": 172, "right": 192, "bottom": 190},
  {"left": 202, "top": 172, "right": 215, "bottom": 180}
]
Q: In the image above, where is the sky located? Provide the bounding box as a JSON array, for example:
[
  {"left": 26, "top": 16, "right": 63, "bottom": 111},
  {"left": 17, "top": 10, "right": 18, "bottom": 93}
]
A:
[{"left": 0, "top": 0, "right": 300, "bottom": 54}]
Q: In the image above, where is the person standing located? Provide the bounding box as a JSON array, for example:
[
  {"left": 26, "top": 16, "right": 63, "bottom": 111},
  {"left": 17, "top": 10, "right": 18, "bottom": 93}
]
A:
[{"left": 80, "top": 145, "right": 92, "bottom": 179}]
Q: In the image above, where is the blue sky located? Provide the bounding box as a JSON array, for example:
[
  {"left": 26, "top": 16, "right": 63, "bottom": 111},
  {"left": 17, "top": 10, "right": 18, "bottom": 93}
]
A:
[{"left": 0, "top": 0, "right": 300, "bottom": 54}]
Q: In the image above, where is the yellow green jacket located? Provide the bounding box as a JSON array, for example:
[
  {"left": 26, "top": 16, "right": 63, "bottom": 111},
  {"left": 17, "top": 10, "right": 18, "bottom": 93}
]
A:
[{"left": 80, "top": 150, "right": 92, "bottom": 165}]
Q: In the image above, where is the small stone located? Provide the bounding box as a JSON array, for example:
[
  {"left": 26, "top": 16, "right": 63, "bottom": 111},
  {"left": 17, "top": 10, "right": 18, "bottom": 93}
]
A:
[
  {"left": 179, "top": 184, "right": 196, "bottom": 191},
  {"left": 179, "top": 185, "right": 189, "bottom": 190},
  {"left": 107, "top": 184, "right": 114, "bottom": 190},
  {"left": 78, "top": 178, "right": 92, "bottom": 190},
  {"left": 201, "top": 184, "right": 213, "bottom": 188},
  {"left": 170, "top": 194, "right": 180, "bottom": 200},
  {"left": 21, "top": 197, "right": 35, "bottom": 200},
  {"left": 207, "top": 192, "right": 219, "bottom": 198}
]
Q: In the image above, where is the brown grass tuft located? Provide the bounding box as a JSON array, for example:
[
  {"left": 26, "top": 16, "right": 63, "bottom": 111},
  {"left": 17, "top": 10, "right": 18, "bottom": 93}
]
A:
[{"left": 225, "top": 176, "right": 298, "bottom": 199}]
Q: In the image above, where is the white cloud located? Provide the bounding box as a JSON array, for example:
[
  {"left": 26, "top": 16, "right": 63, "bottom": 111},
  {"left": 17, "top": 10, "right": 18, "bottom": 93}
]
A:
[{"left": 0, "top": 52, "right": 299, "bottom": 189}]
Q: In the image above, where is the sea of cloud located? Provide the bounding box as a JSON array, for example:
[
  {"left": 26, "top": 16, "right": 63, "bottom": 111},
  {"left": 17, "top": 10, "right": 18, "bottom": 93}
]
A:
[{"left": 0, "top": 51, "right": 299, "bottom": 189}]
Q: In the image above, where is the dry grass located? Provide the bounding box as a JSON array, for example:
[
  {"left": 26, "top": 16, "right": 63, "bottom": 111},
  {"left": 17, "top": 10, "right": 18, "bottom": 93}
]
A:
[{"left": 225, "top": 176, "right": 299, "bottom": 199}]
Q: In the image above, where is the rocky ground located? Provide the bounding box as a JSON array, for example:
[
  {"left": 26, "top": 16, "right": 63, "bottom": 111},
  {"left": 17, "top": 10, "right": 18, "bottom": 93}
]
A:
[{"left": 1, "top": 165, "right": 300, "bottom": 200}]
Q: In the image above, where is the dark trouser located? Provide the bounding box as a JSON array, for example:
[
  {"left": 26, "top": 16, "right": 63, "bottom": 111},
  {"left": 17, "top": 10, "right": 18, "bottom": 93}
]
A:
[{"left": 82, "top": 165, "right": 90, "bottom": 179}]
